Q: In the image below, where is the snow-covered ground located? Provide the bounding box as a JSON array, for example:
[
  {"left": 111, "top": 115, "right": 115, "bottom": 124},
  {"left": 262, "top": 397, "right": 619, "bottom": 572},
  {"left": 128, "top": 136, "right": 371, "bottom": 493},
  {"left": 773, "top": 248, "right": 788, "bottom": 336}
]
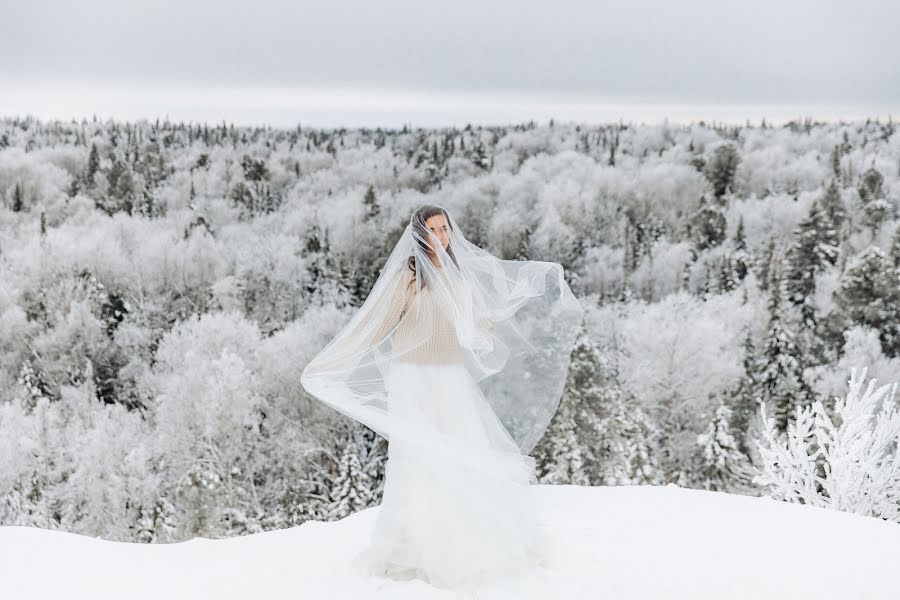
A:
[{"left": 3, "top": 483, "right": 899, "bottom": 600}]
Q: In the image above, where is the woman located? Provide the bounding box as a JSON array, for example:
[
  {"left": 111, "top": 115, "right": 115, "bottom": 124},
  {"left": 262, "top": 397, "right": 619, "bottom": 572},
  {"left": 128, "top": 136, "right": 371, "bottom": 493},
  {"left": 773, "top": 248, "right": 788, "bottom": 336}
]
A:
[{"left": 300, "top": 204, "right": 583, "bottom": 590}]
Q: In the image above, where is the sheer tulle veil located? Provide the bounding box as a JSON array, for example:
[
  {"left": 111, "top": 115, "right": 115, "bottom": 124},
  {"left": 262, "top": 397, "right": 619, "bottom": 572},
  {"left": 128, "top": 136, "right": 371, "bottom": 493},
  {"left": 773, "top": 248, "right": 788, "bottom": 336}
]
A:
[{"left": 299, "top": 204, "right": 584, "bottom": 459}]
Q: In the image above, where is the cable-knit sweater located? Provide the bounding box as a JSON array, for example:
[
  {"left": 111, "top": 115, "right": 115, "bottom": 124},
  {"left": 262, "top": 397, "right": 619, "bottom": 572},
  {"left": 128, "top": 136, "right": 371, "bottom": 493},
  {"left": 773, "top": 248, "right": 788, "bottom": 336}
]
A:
[{"left": 356, "top": 264, "right": 494, "bottom": 366}]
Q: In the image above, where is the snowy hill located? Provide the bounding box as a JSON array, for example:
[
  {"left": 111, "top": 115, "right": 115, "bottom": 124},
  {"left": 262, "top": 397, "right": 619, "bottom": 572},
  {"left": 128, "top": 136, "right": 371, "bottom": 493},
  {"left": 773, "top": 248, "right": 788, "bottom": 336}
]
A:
[{"left": 3, "top": 483, "right": 899, "bottom": 600}]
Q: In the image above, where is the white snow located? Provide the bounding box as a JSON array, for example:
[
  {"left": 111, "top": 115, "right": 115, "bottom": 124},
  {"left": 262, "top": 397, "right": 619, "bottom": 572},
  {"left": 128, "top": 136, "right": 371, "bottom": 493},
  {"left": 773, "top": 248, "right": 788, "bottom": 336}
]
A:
[{"left": 2, "top": 483, "right": 899, "bottom": 600}]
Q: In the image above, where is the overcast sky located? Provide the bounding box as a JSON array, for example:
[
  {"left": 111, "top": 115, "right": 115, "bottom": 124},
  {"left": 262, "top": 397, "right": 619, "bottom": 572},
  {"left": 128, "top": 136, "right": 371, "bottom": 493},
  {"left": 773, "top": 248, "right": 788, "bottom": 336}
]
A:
[{"left": 1, "top": 0, "right": 898, "bottom": 127}]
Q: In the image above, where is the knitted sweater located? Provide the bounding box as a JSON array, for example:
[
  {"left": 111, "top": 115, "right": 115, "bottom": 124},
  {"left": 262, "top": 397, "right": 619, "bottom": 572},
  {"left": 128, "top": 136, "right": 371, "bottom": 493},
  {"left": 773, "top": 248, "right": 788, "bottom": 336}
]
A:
[{"left": 356, "top": 264, "right": 494, "bottom": 366}]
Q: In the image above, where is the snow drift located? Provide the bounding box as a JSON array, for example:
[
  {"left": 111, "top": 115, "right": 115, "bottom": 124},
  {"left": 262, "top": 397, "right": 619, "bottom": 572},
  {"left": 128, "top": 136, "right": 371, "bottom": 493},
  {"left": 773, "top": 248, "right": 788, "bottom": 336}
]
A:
[{"left": 2, "top": 483, "right": 899, "bottom": 600}]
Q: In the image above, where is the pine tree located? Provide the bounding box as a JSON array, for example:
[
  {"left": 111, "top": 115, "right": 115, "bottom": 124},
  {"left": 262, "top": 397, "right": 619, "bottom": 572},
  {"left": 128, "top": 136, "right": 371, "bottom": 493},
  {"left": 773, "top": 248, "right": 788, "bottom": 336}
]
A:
[
  {"left": 858, "top": 166, "right": 884, "bottom": 203},
  {"left": 758, "top": 271, "right": 814, "bottom": 433},
  {"left": 821, "top": 179, "right": 846, "bottom": 233},
  {"left": 729, "top": 216, "right": 753, "bottom": 283},
  {"left": 471, "top": 140, "right": 489, "bottom": 170},
  {"left": 889, "top": 225, "right": 900, "bottom": 269},
  {"left": 823, "top": 246, "right": 900, "bottom": 358},
  {"left": 730, "top": 333, "right": 759, "bottom": 457},
  {"left": 326, "top": 438, "right": 375, "bottom": 520},
  {"left": 534, "top": 330, "right": 605, "bottom": 485},
  {"left": 783, "top": 200, "right": 839, "bottom": 328},
  {"left": 132, "top": 497, "right": 177, "bottom": 543},
  {"left": 363, "top": 184, "right": 380, "bottom": 220},
  {"left": 12, "top": 183, "right": 23, "bottom": 212},
  {"left": 830, "top": 145, "right": 842, "bottom": 182},
  {"left": 864, "top": 198, "right": 894, "bottom": 233},
  {"left": 755, "top": 236, "right": 776, "bottom": 292},
  {"left": 694, "top": 396, "right": 754, "bottom": 492},
  {"left": 717, "top": 256, "right": 739, "bottom": 292},
  {"left": 86, "top": 143, "right": 100, "bottom": 185},
  {"left": 535, "top": 391, "right": 590, "bottom": 485},
  {"left": 594, "top": 385, "right": 662, "bottom": 485},
  {"left": 67, "top": 177, "right": 80, "bottom": 198},
  {"left": 691, "top": 195, "right": 727, "bottom": 251},
  {"left": 703, "top": 144, "right": 740, "bottom": 200}
]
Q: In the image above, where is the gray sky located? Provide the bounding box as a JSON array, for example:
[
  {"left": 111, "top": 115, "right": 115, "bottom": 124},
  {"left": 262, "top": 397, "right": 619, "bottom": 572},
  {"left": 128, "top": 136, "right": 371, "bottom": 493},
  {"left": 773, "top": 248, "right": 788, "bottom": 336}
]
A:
[{"left": 1, "top": 0, "right": 898, "bottom": 127}]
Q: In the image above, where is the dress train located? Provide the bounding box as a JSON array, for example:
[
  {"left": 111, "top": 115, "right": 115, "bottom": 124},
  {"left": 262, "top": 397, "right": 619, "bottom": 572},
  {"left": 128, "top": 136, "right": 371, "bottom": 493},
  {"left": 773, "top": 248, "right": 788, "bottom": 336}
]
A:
[{"left": 352, "top": 360, "right": 548, "bottom": 590}]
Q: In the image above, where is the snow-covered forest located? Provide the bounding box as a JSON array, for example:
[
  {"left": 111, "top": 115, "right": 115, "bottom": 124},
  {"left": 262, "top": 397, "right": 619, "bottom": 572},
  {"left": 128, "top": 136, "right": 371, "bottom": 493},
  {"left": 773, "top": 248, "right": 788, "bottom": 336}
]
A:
[{"left": 1, "top": 114, "right": 899, "bottom": 542}]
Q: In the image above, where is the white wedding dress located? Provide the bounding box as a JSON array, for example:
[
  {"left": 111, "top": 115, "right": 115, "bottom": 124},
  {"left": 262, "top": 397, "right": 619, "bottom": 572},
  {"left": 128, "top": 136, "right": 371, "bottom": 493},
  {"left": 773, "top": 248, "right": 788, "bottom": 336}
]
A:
[
  {"left": 300, "top": 205, "right": 583, "bottom": 591},
  {"left": 352, "top": 359, "right": 548, "bottom": 590}
]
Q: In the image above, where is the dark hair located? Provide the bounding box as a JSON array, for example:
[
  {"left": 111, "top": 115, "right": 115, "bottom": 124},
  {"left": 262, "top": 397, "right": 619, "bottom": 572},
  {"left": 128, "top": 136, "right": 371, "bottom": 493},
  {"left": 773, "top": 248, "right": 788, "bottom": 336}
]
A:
[{"left": 406, "top": 204, "right": 459, "bottom": 283}]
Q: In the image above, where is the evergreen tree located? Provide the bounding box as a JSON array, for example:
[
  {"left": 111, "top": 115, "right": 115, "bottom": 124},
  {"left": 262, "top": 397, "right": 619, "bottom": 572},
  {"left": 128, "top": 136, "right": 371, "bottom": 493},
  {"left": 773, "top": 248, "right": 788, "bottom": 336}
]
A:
[
  {"left": 729, "top": 333, "right": 758, "bottom": 457},
  {"left": 594, "top": 384, "right": 662, "bottom": 485},
  {"left": 864, "top": 198, "right": 894, "bottom": 233},
  {"left": 829, "top": 145, "right": 842, "bottom": 182},
  {"left": 783, "top": 200, "right": 839, "bottom": 327},
  {"left": 755, "top": 236, "right": 776, "bottom": 292},
  {"left": 17, "top": 361, "right": 51, "bottom": 411},
  {"left": 694, "top": 395, "right": 754, "bottom": 492},
  {"left": 363, "top": 184, "right": 380, "bottom": 220},
  {"left": 12, "top": 183, "right": 23, "bottom": 212},
  {"left": 823, "top": 246, "right": 900, "bottom": 358},
  {"left": 86, "top": 143, "right": 100, "bottom": 185},
  {"left": 67, "top": 177, "right": 80, "bottom": 198},
  {"left": 889, "top": 225, "right": 900, "bottom": 269},
  {"left": 703, "top": 144, "right": 740, "bottom": 200},
  {"left": 858, "top": 166, "right": 884, "bottom": 203},
  {"left": 730, "top": 216, "right": 753, "bottom": 282},
  {"left": 326, "top": 436, "right": 376, "bottom": 520},
  {"left": 821, "top": 179, "right": 846, "bottom": 233},
  {"left": 535, "top": 388, "right": 590, "bottom": 485},
  {"left": 717, "top": 256, "right": 739, "bottom": 292},
  {"left": 534, "top": 330, "right": 605, "bottom": 485},
  {"left": 691, "top": 196, "right": 727, "bottom": 251},
  {"left": 471, "top": 140, "right": 489, "bottom": 170},
  {"left": 132, "top": 497, "right": 177, "bottom": 543},
  {"left": 757, "top": 271, "right": 814, "bottom": 433}
]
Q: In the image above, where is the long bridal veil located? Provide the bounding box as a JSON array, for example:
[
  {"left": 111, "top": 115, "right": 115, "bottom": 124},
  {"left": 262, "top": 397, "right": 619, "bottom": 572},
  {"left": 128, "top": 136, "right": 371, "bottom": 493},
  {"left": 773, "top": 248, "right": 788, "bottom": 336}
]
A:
[{"left": 299, "top": 204, "right": 583, "bottom": 587}]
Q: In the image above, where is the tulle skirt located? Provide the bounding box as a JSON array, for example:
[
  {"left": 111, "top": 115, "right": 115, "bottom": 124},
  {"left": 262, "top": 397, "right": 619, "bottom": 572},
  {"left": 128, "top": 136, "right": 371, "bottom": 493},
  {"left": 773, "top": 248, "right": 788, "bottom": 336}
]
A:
[{"left": 352, "top": 360, "right": 547, "bottom": 590}]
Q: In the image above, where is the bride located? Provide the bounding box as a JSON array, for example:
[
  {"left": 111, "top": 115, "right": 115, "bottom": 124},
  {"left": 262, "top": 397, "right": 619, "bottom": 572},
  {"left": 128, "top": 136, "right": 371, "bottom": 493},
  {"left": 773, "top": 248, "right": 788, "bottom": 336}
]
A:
[{"left": 300, "top": 204, "right": 583, "bottom": 590}]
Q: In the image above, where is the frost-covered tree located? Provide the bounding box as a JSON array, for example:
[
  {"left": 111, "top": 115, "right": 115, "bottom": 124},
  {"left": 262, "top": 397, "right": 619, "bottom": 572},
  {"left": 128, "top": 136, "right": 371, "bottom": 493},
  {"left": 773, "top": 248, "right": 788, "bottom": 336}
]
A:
[
  {"left": 753, "top": 367, "right": 900, "bottom": 523},
  {"left": 691, "top": 195, "right": 727, "bottom": 251},
  {"left": 150, "top": 312, "right": 265, "bottom": 539},
  {"left": 86, "top": 142, "right": 100, "bottom": 185},
  {"left": 362, "top": 184, "right": 380, "bottom": 220},
  {"left": 594, "top": 384, "right": 663, "bottom": 486},
  {"left": 822, "top": 246, "right": 900, "bottom": 358},
  {"left": 821, "top": 179, "right": 846, "bottom": 233},
  {"left": 757, "top": 272, "right": 814, "bottom": 433},
  {"left": 858, "top": 166, "right": 885, "bottom": 203},
  {"left": 783, "top": 199, "right": 839, "bottom": 327},
  {"left": 325, "top": 434, "right": 377, "bottom": 520},
  {"left": 2, "top": 115, "right": 900, "bottom": 537},
  {"left": 753, "top": 235, "right": 777, "bottom": 292},
  {"left": 534, "top": 330, "right": 603, "bottom": 486},
  {"left": 12, "top": 182, "right": 23, "bottom": 212},
  {"left": 535, "top": 387, "right": 589, "bottom": 485},
  {"left": 889, "top": 225, "right": 900, "bottom": 269},
  {"left": 693, "top": 395, "right": 755, "bottom": 492},
  {"left": 726, "top": 332, "right": 759, "bottom": 459},
  {"left": 703, "top": 143, "right": 740, "bottom": 200},
  {"left": 729, "top": 215, "right": 753, "bottom": 282}
]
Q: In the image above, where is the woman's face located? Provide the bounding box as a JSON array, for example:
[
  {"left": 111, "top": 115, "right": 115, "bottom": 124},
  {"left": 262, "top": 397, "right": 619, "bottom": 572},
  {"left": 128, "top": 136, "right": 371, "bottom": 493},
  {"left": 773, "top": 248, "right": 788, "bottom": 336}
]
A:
[{"left": 424, "top": 213, "right": 450, "bottom": 253}]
